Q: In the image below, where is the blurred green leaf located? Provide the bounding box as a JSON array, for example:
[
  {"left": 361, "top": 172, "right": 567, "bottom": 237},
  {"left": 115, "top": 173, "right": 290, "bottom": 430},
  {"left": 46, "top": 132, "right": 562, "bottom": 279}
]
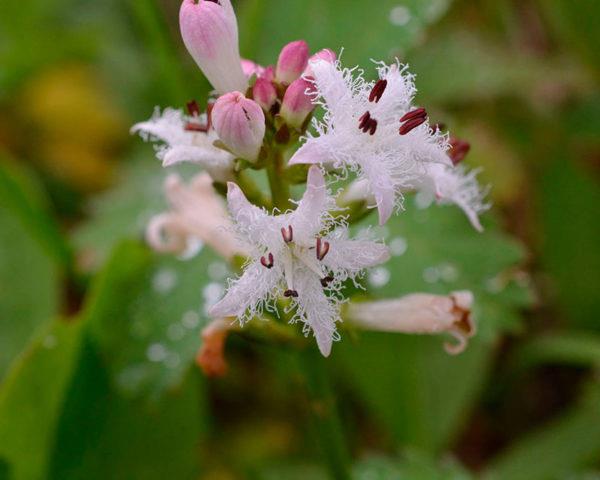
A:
[
  {"left": 484, "top": 382, "right": 600, "bottom": 480},
  {"left": 239, "top": 0, "right": 453, "bottom": 66},
  {"left": 335, "top": 201, "right": 532, "bottom": 452},
  {"left": 0, "top": 160, "right": 63, "bottom": 378},
  {"left": 83, "top": 240, "right": 227, "bottom": 399},
  {"left": 539, "top": 160, "right": 600, "bottom": 330},
  {"left": 0, "top": 320, "right": 84, "bottom": 480}
]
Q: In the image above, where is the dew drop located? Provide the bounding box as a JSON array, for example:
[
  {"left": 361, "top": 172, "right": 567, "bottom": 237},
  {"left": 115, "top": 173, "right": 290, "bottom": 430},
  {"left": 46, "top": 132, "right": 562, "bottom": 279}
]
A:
[
  {"left": 423, "top": 266, "right": 440, "bottom": 283},
  {"left": 439, "top": 262, "right": 459, "bottom": 282},
  {"left": 203, "top": 282, "right": 225, "bottom": 312},
  {"left": 152, "top": 268, "right": 177, "bottom": 294},
  {"left": 369, "top": 267, "right": 391, "bottom": 288},
  {"left": 165, "top": 354, "right": 181, "bottom": 369},
  {"left": 208, "top": 261, "right": 229, "bottom": 281},
  {"left": 147, "top": 343, "right": 168, "bottom": 362},
  {"left": 182, "top": 310, "right": 201, "bottom": 329},
  {"left": 167, "top": 323, "right": 186, "bottom": 341},
  {"left": 390, "top": 5, "right": 412, "bottom": 26},
  {"left": 389, "top": 237, "right": 408, "bottom": 256}
]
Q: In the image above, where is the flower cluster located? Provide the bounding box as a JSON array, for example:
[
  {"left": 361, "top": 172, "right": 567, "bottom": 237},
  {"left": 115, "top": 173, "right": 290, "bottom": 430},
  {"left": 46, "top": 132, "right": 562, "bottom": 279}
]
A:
[{"left": 133, "top": 0, "right": 488, "bottom": 362}]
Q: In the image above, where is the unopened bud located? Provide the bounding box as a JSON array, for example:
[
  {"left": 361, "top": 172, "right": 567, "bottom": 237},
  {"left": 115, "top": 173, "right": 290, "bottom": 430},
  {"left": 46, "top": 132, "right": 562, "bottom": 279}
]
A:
[
  {"left": 253, "top": 78, "right": 277, "bottom": 111},
  {"left": 304, "top": 48, "right": 337, "bottom": 76},
  {"left": 179, "top": 0, "right": 247, "bottom": 94},
  {"left": 212, "top": 91, "right": 265, "bottom": 161},
  {"left": 276, "top": 40, "right": 309, "bottom": 84},
  {"left": 280, "top": 78, "right": 315, "bottom": 129}
]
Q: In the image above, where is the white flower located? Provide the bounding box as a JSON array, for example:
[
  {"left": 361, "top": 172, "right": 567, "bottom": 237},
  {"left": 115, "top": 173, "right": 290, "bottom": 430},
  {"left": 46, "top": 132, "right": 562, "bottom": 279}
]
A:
[
  {"left": 289, "top": 59, "right": 452, "bottom": 225},
  {"left": 346, "top": 290, "right": 476, "bottom": 355},
  {"left": 146, "top": 172, "right": 245, "bottom": 260},
  {"left": 209, "top": 166, "right": 390, "bottom": 356},
  {"left": 131, "top": 107, "right": 234, "bottom": 182},
  {"left": 415, "top": 163, "right": 491, "bottom": 232}
]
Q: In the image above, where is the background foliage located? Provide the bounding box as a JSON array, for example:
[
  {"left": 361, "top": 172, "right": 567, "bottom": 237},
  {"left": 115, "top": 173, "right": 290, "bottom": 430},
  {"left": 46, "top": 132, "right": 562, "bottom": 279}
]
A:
[{"left": 0, "top": 0, "right": 599, "bottom": 478}]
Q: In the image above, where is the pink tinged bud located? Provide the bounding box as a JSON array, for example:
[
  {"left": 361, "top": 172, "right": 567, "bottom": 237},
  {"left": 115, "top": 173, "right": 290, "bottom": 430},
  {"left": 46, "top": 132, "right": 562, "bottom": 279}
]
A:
[
  {"left": 304, "top": 48, "right": 337, "bottom": 76},
  {"left": 280, "top": 78, "right": 315, "bottom": 129},
  {"left": 253, "top": 78, "right": 277, "bottom": 111},
  {"left": 275, "top": 40, "right": 309, "bottom": 84},
  {"left": 179, "top": 0, "right": 248, "bottom": 94},
  {"left": 212, "top": 91, "right": 265, "bottom": 161},
  {"left": 241, "top": 59, "right": 264, "bottom": 79}
]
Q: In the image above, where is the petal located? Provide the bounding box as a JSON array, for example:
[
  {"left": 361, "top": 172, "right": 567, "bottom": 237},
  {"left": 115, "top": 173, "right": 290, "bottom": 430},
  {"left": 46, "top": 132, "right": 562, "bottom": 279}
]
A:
[
  {"left": 209, "top": 261, "right": 282, "bottom": 319},
  {"left": 288, "top": 140, "right": 332, "bottom": 166},
  {"left": 162, "top": 145, "right": 232, "bottom": 170},
  {"left": 226, "top": 182, "right": 279, "bottom": 248},
  {"left": 131, "top": 108, "right": 190, "bottom": 146},
  {"left": 323, "top": 238, "right": 389, "bottom": 274},
  {"left": 294, "top": 268, "right": 339, "bottom": 357},
  {"left": 289, "top": 166, "right": 330, "bottom": 241},
  {"left": 359, "top": 158, "right": 398, "bottom": 225}
]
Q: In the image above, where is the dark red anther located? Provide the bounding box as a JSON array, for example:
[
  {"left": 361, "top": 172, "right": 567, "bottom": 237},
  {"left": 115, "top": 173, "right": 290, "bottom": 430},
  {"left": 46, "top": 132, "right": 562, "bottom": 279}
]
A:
[
  {"left": 449, "top": 138, "right": 471, "bottom": 165},
  {"left": 187, "top": 100, "right": 200, "bottom": 117},
  {"left": 284, "top": 289, "right": 299, "bottom": 298},
  {"left": 260, "top": 252, "right": 274, "bottom": 269},
  {"left": 320, "top": 276, "right": 334, "bottom": 287},
  {"left": 400, "top": 108, "right": 427, "bottom": 123},
  {"left": 316, "top": 237, "right": 330, "bottom": 261},
  {"left": 399, "top": 116, "right": 427, "bottom": 135},
  {"left": 185, "top": 122, "right": 208, "bottom": 132},
  {"left": 369, "top": 79, "right": 388, "bottom": 103},
  {"left": 281, "top": 225, "right": 294, "bottom": 243},
  {"left": 358, "top": 111, "right": 378, "bottom": 135}
]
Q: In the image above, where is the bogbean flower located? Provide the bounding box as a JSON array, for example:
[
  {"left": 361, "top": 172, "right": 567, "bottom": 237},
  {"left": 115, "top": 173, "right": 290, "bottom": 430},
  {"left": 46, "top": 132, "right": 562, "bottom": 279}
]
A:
[
  {"left": 209, "top": 166, "right": 390, "bottom": 356},
  {"left": 346, "top": 291, "right": 476, "bottom": 355},
  {"left": 289, "top": 59, "right": 453, "bottom": 225},
  {"left": 131, "top": 106, "right": 234, "bottom": 182},
  {"left": 146, "top": 172, "right": 245, "bottom": 260},
  {"left": 179, "top": 0, "right": 247, "bottom": 94}
]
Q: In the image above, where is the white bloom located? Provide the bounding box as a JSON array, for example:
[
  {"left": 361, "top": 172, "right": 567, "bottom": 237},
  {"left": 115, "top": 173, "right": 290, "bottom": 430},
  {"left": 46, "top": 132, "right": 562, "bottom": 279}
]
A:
[
  {"left": 146, "top": 172, "right": 245, "bottom": 260},
  {"left": 131, "top": 107, "right": 234, "bottom": 182},
  {"left": 289, "top": 59, "right": 451, "bottom": 225},
  {"left": 346, "top": 290, "right": 476, "bottom": 355},
  {"left": 415, "top": 163, "right": 490, "bottom": 232},
  {"left": 209, "top": 166, "right": 390, "bottom": 356}
]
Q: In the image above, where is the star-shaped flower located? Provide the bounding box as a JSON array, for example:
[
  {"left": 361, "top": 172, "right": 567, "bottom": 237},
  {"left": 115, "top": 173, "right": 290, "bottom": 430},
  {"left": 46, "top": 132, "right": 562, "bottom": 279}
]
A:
[
  {"left": 131, "top": 106, "right": 234, "bottom": 182},
  {"left": 209, "top": 166, "right": 390, "bottom": 356},
  {"left": 289, "top": 59, "right": 452, "bottom": 225}
]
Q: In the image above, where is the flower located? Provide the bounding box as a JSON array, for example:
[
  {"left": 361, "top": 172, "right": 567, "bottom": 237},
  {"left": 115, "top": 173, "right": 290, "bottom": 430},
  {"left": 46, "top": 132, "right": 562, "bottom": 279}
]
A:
[
  {"left": 212, "top": 91, "right": 265, "bottom": 161},
  {"left": 415, "top": 163, "right": 490, "bottom": 232},
  {"left": 209, "top": 166, "right": 390, "bottom": 356},
  {"left": 179, "top": 0, "right": 247, "bottom": 94},
  {"left": 289, "top": 59, "right": 452, "bottom": 225},
  {"left": 346, "top": 290, "right": 476, "bottom": 354},
  {"left": 131, "top": 107, "right": 234, "bottom": 182},
  {"left": 146, "top": 172, "right": 246, "bottom": 260}
]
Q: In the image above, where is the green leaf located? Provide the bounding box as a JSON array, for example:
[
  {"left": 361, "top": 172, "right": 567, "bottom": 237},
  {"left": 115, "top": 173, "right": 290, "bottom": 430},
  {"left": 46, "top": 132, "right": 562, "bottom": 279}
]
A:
[
  {"left": 83, "top": 240, "right": 228, "bottom": 399},
  {"left": 483, "top": 382, "right": 600, "bottom": 480},
  {"left": 0, "top": 320, "right": 84, "bottom": 480},
  {"left": 0, "top": 161, "right": 63, "bottom": 378},
  {"left": 335, "top": 201, "right": 532, "bottom": 452},
  {"left": 238, "top": 0, "right": 453, "bottom": 67}
]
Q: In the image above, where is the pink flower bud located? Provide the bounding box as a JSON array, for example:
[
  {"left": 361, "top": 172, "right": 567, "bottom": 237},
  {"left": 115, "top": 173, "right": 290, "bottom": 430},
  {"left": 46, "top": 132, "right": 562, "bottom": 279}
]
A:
[
  {"left": 241, "top": 59, "right": 264, "bottom": 79},
  {"left": 280, "top": 78, "right": 315, "bottom": 129},
  {"left": 179, "top": 0, "right": 247, "bottom": 94},
  {"left": 212, "top": 92, "right": 265, "bottom": 161},
  {"left": 253, "top": 78, "right": 277, "bottom": 111},
  {"left": 275, "top": 40, "right": 309, "bottom": 84},
  {"left": 304, "top": 48, "right": 337, "bottom": 76}
]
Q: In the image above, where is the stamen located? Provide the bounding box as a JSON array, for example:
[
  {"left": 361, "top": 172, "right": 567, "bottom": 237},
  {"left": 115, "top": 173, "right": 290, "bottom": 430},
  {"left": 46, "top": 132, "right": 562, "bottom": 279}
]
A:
[
  {"left": 400, "top": 108, "right": 427, "bottom": 123},
  {"left": 185, "top": 122, "right": 208, "bottom": 132},
  {"left": 284, "top": 289, "right": 299, "bottom": 298},
  {"left": 358, "top": 111, "right": 378, "bottom": 135},
  {"left": 369, "top": 79, "right": 388, "bottom": 103},
  {"left": 260, "top": 252, "right": 274, "bottom": 269},
  {"left": 281, "top": 225, "right": 294, "bottom": 243},
  {"left": 315, "top": 237, "right": 330, "bottom": 261},
  {"left": 399, "top": 117, "right": 427, "bottom": 135},
  {"left": 320, "top": 276, "right": 334, "bottom": 287},
  {"left": 186, "top": 100, "right": 200, "bottom": 117},
  {"left": 449, "top": 138, "right": 471, "bottom": 165},
  {"left": 430, "top": 122, "right": 446, "bottom": 133}
]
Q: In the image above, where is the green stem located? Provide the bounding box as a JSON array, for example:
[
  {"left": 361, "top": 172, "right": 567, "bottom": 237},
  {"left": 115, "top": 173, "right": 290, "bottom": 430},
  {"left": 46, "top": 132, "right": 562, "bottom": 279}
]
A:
[
  {"left": 297, "top": 348, "right": 351, "bottom": 480},
  {"left": 266, "top": 148, "right": 291, "bottom": 211}
]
